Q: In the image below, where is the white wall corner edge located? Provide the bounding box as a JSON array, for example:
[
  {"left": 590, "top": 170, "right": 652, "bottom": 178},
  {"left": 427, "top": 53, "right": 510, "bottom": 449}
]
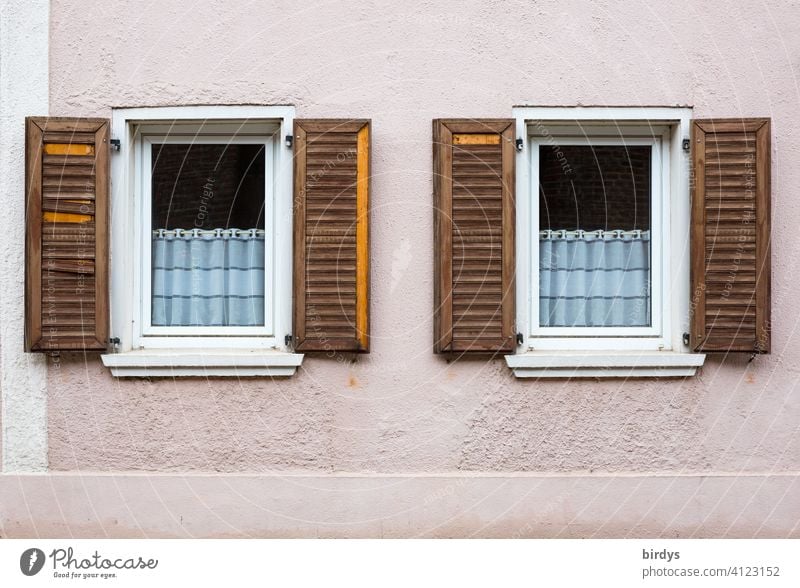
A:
[{"left": 0, "top": 0, "right": 50, "bottom": 472}]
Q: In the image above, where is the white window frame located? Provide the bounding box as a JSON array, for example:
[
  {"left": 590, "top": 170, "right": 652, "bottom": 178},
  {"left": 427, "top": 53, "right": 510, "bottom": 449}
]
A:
[
  {"left": 108, "top": 106, "right": 295, "bottom": 352},
  {"left": 513, "top": 106, "right": 694, "bottom": 354}
]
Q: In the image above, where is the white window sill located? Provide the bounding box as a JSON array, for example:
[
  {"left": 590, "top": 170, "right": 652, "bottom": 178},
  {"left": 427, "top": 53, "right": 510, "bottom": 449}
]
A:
[
  {"left": 101, "top": 349, "right": 304, "bottom": 378},
  {"left": 505, "top": 351, "right": 705, "bottom": 379}
]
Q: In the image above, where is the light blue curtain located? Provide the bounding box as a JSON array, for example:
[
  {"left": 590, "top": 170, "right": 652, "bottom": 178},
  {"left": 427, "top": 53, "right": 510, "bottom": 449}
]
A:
[
  {"left": 539, "top": 230, "right": 650, "bottom": 327},
  {"left": 152, "top": 229, "right": 265, "bottom": 327}
]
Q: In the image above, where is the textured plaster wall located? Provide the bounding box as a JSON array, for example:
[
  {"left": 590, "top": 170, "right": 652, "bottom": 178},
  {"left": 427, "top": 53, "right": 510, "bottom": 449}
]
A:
[{"left": 47, "top": 0, "right": 800, "bottom": 475}]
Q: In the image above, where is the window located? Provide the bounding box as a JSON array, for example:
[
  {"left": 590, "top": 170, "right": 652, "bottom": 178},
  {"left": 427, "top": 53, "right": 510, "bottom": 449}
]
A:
[
  {"left": 101, "top": 107, "right": 372, "bottom": 377},
  {"left": 507, "top": 107, "right": 704, "bottom": 376},
  {"left": 432, "top": 110, "right": 769, "bottom": 376},
  {"left": 103, "top": 106, "right": 299, "bottom": 376}
]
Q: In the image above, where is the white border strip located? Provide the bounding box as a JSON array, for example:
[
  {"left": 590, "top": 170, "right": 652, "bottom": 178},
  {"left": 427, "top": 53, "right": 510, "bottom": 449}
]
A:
[{"left": 0, "top": 0, "right": 49, "bottom": 471}]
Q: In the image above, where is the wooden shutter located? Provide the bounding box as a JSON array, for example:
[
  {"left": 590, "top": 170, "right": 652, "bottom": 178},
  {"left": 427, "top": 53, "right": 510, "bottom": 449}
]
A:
[
  {"left": 293, "top": 119, "right": 370, "bottom": 352},
  {"left": 25, "top": 117, "right": 109, "bottom": 352},
  {"left": 691, "top": 118, "right": 771, "bottom": 353},
  {"left": 433, "top": 119, "right": 515, "bottom": 353}
]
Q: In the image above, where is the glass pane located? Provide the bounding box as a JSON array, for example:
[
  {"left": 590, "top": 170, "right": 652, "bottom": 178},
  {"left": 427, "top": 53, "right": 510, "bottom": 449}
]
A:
[
  {"left": 538, "top": 145, "right": 651, "bottom": 328},
  {"left": 150, "top": 143, "right": 266, "bottom": 327}
]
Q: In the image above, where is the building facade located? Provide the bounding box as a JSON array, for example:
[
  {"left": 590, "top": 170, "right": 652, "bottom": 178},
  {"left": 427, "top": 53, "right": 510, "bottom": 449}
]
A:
[{"left": 1, "top": 0, "right": 798, "bottom": 537}]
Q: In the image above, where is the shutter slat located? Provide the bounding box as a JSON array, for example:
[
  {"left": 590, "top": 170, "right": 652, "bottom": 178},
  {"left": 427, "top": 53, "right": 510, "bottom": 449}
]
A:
[
  {"left": 433, "top": 119, "right": 515, "bottom": 354},
  {"left": 42, "top": 201, "right": 96, "bottom": 215},
  {"left": 42, "top": 176, "right": 96, "bottom": 188},
  {"left": 691, "top": 118, "right": 770, "bottom": 353},
  {"left": 25, "top": 117, "right": 109, "bottom": 352},
  {"left": 293, "top": 119, "right": 370, "bottom": 352}
]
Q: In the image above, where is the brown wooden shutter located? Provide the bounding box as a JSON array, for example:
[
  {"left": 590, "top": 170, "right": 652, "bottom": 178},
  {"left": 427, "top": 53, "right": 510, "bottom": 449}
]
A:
[
  {"left": 25, "top": 117, "right": 109, "bottom": 352},
  {"left": 293, "top": 119, "right": 370, "bottom": 352},
  {"left": 433, "top": 119, "right": 515, "bottom": 353},
  {"left": 691, "top": 118, "right": 771, "bottom": 353}
]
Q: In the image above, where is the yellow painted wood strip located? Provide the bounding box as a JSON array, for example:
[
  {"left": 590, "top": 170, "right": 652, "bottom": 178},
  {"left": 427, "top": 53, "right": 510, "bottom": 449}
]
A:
[
  {"left": 43, "top": 211, "right": 93, "bottom": 223},
  {"left": 453, "top": 133, "right": 500, "bottom": 145},
  {"left": 43, "top": 143, "right": 95, "bottom": 156},
  {"left": 355, "top": 124, "right": 369, "bottom": 350}
]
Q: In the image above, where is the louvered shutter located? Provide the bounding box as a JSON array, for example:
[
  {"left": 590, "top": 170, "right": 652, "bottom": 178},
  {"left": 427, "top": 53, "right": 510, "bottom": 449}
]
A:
[
  {"left": 25, "top": 117, "right": 109, "bottom": 352},
  {"left": 293, "top": 119, "right": 370, "bottom": 352},
  {"left": 691, "top": 118, "right": 771, "bottom": 353},
  {"left": 433, "top": 119, "right": 515, "bottom": 353}
]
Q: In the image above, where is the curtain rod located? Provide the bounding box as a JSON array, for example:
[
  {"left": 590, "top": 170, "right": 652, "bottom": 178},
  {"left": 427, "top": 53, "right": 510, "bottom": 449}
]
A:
[
  {"left": 153, "top": 228, "right": 266, "bottom": 238},
  {"left": 540, "top": 229, "right": 650, "bottom": 239}
]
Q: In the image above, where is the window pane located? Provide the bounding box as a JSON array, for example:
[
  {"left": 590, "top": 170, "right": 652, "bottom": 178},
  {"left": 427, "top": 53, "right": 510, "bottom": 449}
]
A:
[
  {"left": 538, "top": 145, "right": 651, "bottom": 327},
  {"left": 150, "top": 143, "right": 266, "bottom": 327}
]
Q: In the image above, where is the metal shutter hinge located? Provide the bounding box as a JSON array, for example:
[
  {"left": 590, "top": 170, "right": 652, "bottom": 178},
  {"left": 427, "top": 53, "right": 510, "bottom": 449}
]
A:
[
  {"left": 682, "top": 332, "right": 690, "bottom": 346},
  {"left": 516, "top": 333, "right": 524, "bottom": 345},
  {"left": 285, "top": 135, "right": 293, "bottom": 148},
  {"left": 682, "top": 138, "right": 690, "bottom": 151},
  {"left": 110, "top": 139, "right": 121, "bottom": 152},
  {"left": 285, "top": 334, "right": 293, "bottom": 347},
  {"left": 515, "top": 138, "right": 524, "bottom": 152}
]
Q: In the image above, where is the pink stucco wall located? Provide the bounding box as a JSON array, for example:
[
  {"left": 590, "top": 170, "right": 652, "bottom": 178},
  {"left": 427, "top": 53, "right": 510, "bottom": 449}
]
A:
[{"left": 46, "top": 0, "right": 800, "bottom": 476}]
